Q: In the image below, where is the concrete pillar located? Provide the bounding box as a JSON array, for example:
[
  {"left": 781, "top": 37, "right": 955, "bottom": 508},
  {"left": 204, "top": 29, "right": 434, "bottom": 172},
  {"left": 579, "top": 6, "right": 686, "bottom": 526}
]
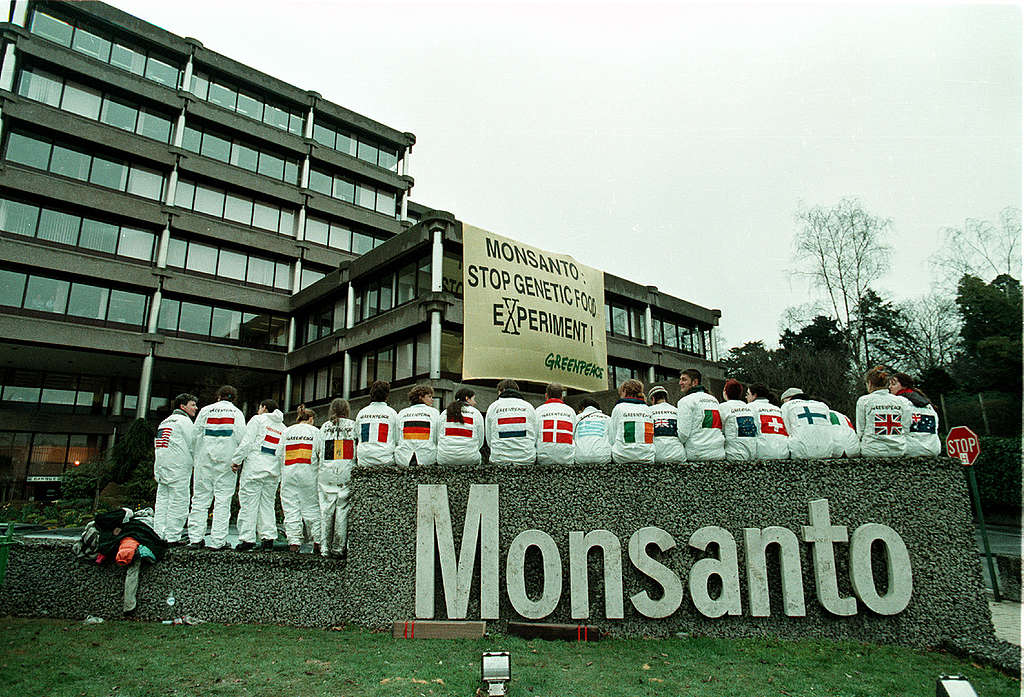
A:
[
  {"left": 346, "top": 283, "right": 355, "bottom": 328},
  {"left": 181, "top": 52, "right": 194, "bottom": 93},
  {"left": 0, "top": 44, "right": 17, "bottom": 93},
  {"left": 156, "top": 225, "right": 171, "bottom": 268},
  {"left": 287, "top": 316, "right": 297, "bottom": 352},
  {"left": 401, "top": 148, "right": 411, "bottom": 177},
  {"left": 147, "top": 289, "right": 162, "bottom": 333},
  {"left": 111, "top": 382, "right": 123, "bottom": 417},
  {"left": 173, "top": 110, "right": 186, "bottom": 149},
  {"left": 305, "top": 104, "right": 315, "bottom": 140},
  {"left": 644, "top": 305, "right": 654, "bottom": 347},
  {"left": 165, "top": 165, "right": 179, "bottom": 207},
  {"left": 710, "top": 327, "right": 719, "bottom": 362},
  {"left": 342, "top": 351, "right": 352, "bottom": 400},
  {"left": 430, "top": 227, "right": 443, "bottom": 292},
  {"left": 292, "top": 259, "right": 303, "bottom": 294},
  {"left": 295, "top": 206, "right": 306, "bottom": 241},
  {"left": 283, "top": 374, "right": 292, "bottom": 412},
  {"left": 137, "top": 352, "right": 154, "bottom": 419},
  {"left": 429, "top": 311, "right": 441, "bottom": 380},
  {"left": 648, "top": 366, "right": 655, "bottom": 385},
  {"left": 401, "top": 190, "right": 409, "bottom": 222}
]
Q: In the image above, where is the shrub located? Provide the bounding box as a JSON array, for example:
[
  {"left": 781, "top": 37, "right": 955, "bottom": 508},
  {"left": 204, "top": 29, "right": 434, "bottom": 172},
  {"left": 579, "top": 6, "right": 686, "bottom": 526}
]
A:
[{"left": 972, "top": 436, "right": 1022, "bottom": 512}]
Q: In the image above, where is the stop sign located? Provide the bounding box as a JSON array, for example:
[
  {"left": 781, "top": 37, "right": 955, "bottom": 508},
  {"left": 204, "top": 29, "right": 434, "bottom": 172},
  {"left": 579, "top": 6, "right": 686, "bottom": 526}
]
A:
[{"left": 946, "top": 426, "right": 981, "bottom": 466}]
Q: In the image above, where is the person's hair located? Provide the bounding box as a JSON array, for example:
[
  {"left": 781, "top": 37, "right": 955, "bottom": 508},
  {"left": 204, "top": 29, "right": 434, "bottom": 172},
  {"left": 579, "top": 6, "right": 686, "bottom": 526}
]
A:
[
  {"left": 328, "top": 397, "right": 350, "bottom": 425},
  {"left": 748, "top": 383, "right": 769, "bottom": 400},
  {"left": 294, "top": 404, "right": 315, "bottom": 424},
  {"left": 369, "top": 380, "right": 390, "bottom": 402},
  {"left": 648, "top": 386, "right": 669, "bottom": 404},
  {"left": 445, "top": 388, "right": 475, "bottom": 424},
  {"left": 545, "top": 383, "right": 564, "bottom": 399},
  {"left": 723, "top": 378, "right": 744, "bottom": 401},
  {"left": 408, "top": 384, "right": 434, "bottom": 405},
  {"left": 216, "top": 385, "right": 237, "bottom": 402},
  {"left": 578, "top": 397, "right": 600, "bottom": 412},
  {"left": 259, "top": 399, "right": 278, "bottom": 413},
  {"left": 891, "top": 372, "right": 915, "bottom": 390},
  {"left": 496, "top": 379, "right": 519, "bottom": 393},
  {"left": 174, "top": 393, "right": 197, "bottom": 410},
  {"left": 865, "top": 365, "right": 889, "bottom": 390},
  {"left": 766, "top": 392, "right": 781, "bottom": 407},
  {"left": 619, "top": 379, "right": 645, "bottom": 400},
  {"left": 681, "top": 368, "right": 702, "bottom": 384}
]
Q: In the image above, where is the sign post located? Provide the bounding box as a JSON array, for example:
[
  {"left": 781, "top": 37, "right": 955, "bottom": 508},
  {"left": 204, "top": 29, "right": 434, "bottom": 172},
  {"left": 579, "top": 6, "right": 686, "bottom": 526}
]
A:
[{"left": 946, "top": 426, "right": 1000, "bottom": 601}]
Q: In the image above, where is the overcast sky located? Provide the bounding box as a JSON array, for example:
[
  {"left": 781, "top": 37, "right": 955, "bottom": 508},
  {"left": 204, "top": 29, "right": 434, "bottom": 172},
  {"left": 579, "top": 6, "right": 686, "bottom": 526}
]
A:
[{"left": 110, "top": 0, "right": 1022, "bottom": 349}]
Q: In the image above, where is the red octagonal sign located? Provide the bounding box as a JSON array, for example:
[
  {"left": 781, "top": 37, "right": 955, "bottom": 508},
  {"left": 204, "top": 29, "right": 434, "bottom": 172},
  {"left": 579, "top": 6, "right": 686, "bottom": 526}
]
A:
[{"left": 946, "top": 426, "right": 981, "bottom": 466}]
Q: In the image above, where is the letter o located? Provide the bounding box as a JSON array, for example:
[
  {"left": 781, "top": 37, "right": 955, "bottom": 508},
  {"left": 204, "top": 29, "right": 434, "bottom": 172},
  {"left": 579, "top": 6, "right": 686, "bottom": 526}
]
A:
[
  {"left": 849, "top": 523, "right": 913, "bottom": 615},
  {"left": 506, "top": 529, "right": 562, "bottom": 619}
]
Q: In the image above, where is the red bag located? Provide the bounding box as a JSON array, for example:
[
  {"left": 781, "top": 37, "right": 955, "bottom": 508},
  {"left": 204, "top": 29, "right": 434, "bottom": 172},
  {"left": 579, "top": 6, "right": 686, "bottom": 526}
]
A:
[{"left": 115, "top": 537, "right": 140, "bottom": 566}]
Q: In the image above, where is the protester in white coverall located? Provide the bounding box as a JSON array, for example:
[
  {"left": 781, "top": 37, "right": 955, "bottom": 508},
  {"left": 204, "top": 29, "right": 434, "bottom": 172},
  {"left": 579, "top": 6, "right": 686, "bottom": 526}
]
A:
[
  {"left": 279, "top": 405, "right": 322, "bottom": 552},
  {"left": 609, "top": 379, "right": 655, "bottom": 464},
  {"left": 676, "top": 369, "right": 726, "bottom": 460},
  {"left": 231, "top": 399, "right": 284, "bottom": 551},
  {"left": 394, "top": 385, "right": 440, "bottom": 466},
  {"left": 354, "top": 381, "right": 398, "bottom": 467},
  {"left": 648, "top": 386, "right": 686, "bottom": 464},
  {"left": 535, "top": 382, "right": 576, "bottom": 465},
  {"left": 719, "top": 379, "right": 757, "bottom": 461},
  {"left": 318, "top": 398, "right": 357, "bottom": 558},
  {"left": 779, "top": 387, "right": 834, "bottom": 459},
  {"left": 573, "top": 398, "right": 612, "bottom": 465},
  {"left": 153, "top": 393, "right": 197, "bottom": 543},
  {"left": 889, "top": 372, "right": 941, "bottom": 457},
  {"left": 856, "top": 366, "right": 907, "bottom": 457},
  {"left": 745, "top": 383, "right": 790, "bottom": 459},
  {"left": 829, "top": 409, "right": 860, "bottom": 458},
  {"left": 485, "top": 379, "right": 537, "bottom": 464},
  {"left": 187, "top": 385, "right": 246, "bottom": 550},
  {"left": 437, "top": 388, "right": 486, "bottom": 466}
]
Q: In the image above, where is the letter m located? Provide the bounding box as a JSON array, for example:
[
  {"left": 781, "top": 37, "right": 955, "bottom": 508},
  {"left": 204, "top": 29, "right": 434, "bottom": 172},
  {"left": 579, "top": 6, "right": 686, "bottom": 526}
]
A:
[
  {"left": 415, "top": 484, "right": 499, "bottom": 619},
  {"left": 485, "top": 237, "right": 501, "bottom": 259}
]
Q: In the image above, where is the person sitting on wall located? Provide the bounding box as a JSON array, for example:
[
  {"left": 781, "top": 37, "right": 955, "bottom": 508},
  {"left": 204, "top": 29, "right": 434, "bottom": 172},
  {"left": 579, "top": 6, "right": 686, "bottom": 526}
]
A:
[
  {"left": 779, "top": 387, "right": 834, "bottom": 459},
  {"left": 231, "top": 399, "right": 285, "bottom": 551},
  {"left": 610, "top": 379, "right": 655, "bottom": 464},
  {"left": 279, "top": 405, "right": 322, "bottom": 553},
  {"left": 746, "top": 383, "right": 790, "bottom": 459},
  {"left": 828, "top": 407, "right": 860, "bottom": 458},
  {"left": 889, "top": 372, "right": 941, "bottom": 457},
  {"left": 485, "top": 379, "right": 538, "bottom": 464},
  {"left": 318, "top": 398, "right": 357, "bottom": 558},
  {"left": 437, "top": 388, "right": 486, "bottom": 466},
  {"left": 573, "top": 398, "right": 611, "bottom": 464},
  {"left": 395, "top": 385, "right": 440, "bottom": 467},
  {"left": 719, "top": 379, "right": 757, "bottom": 461},
  {"left": 676, "top": 369, "right": 725, "bottom": 461},
  {"left": 535, "top": 382, "right": 576, "bottom": 465},
  {"left": 355, "top": 380, "right": 399, "bottom": 466},
  {"left": 649, "top": 385, "right": 686, "bottom": 464},
  {"left": 856, "top": 367, "right": 907, "bottom": 457},
  {"left": 152, "top": 392, "right": 197, "bottom": 545}
]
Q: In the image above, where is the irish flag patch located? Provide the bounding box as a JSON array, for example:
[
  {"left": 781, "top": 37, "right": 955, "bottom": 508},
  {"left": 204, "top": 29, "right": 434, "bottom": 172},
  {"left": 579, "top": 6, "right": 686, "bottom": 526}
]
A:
[{"left": 623, "top": 421, "right": 654, "bottom": 444}]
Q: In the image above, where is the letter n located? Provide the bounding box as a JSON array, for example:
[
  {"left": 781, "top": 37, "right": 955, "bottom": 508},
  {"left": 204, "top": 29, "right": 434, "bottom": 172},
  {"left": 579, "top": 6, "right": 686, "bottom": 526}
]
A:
[{"left": 415, "top": 484, "right": 499, "bottom": 619}]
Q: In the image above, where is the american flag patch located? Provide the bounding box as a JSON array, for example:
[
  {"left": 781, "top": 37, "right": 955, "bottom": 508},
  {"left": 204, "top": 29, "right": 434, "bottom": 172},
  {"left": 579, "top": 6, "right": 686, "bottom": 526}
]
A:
[
  {"left": 155, "top": 427, "right": 172, "bottom": 449},
  {"left": 541, "top": 419, "right": 573, "bottom": 444},
  {"left": 444, "top": 414, "right": 473, "bottom": 438}
]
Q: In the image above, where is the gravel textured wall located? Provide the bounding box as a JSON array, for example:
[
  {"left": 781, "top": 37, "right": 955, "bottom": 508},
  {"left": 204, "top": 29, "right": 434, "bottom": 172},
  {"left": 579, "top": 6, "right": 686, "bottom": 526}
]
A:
[{"left": 0, "top": 457, "right": 999, "bottom": 653}]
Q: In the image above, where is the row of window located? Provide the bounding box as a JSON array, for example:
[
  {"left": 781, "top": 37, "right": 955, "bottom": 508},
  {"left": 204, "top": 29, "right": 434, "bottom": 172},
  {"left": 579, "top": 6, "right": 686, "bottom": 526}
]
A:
[
  {"left": 354, "top": 256, "right": 432, "bottom": 323},
  {"left": 607, "top": 362, "right": 643, "bottom": 391},
  {"left": 304, "top": 215, "right": 381, "bottom": 254},
  {"left": 30, "top": 10, "right": 181, "bottom": 89},
  {"left": 17, "top": 66, "right": 175, "bottom": 144},
  {"left": 295, "top": 300, "right": 342, "bottom": 348},
  {"left": 0, "top": 370, "right": 112, "bottom": 415},
  {"left": 189, "top": 71, "right": 305, "bottom": 137},
  {"left": 174, "top": 178, "right": 294, "bottom": 235},
  {"left": 312, "top": 120, "right": 400, "bottom": 172},
  {"left": 181, "top": 123, "right": 300, "bottom": 185},
  {"left": 0, "top": 267, "right": 150, "bottom": 328},
  {"left": 652, "top": 316, "right": 706, "bottom": 357},
  {"left": 308, "top": 167, "right": 399, "bottom": 217},
  {"left": 156, "top": 297, "right": 287, "bottom": 350},
  {"left": 606, "top": 302, "right": 647, "bottom": 343},
  {"left": 6, "top": 131, "right": 164, "bottom": 201},
  {"left": 166, "top": 237, "right": 291, "bottom": 291},
  {"left": 0, "top": 196, "right": 155, "bottom": 262},
  {"left": 0, "top": 431, "right": 104, "bottom": 483}
]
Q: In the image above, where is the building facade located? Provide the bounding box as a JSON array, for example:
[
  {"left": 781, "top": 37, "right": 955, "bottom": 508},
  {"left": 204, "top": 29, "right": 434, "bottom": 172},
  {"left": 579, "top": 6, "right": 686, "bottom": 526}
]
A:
[{"left": 0, "top": 1, "right": 721, "bottom": 501}]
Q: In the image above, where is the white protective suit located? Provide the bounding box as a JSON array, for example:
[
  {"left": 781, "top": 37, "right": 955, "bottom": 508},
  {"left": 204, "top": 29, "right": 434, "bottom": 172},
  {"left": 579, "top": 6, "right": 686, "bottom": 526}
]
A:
[
  {"left": 677, "top": 387, "right": 726, "bottom": 461},
  {"left": 232, "top": 409, "right": 284, "bottom": 544},
  {"left": 535, "top": 398, "right": 576, "bottom": 465},
  {"left": 650, "top": 400, "right": 687, "bottom": 464},
  {"left": 896, "top": 390, "right": 941, "bottom": 457},
  {"left": 318, "top": 417, "right": 357, "bottom": 556},
  {"left": 829, "top": 410, "right": 860, "bottom": 458},
  {"left": 153, "top": 408, "right": 195, "bottom": 542},
  {"left": 748, "top": 398, "right": 790, "bottom": 460},
  {"left": 394, "top": 403, "right": 440, "bottom": 466},
  {"left": 437, "top": 405, "right": 485, "bottom": 465},
  {"left": 856, "top": 389, "right": 907, "bottom": 457},
  {"left": 186, "top": 399, "right": 246, "bottom": 548},
  {"left": 354, "top": 401, "right": 398, "bottom": 466},
  {"left": 278, "top": 421, "right": 322, "bottom": 546},
  {"left": 573, "top": 406, "right": 612, "bottom": 465},
  {"left": 719, "top": 399, "right": 757, "bottom": 461},
  {"left": 780, "top": 398, "right": 834, "bottom": 459},
  {"left": 485, "top": 390, "right": 538, "bottom": 464},
  {"left": 609, "top": 398, "right": 655, "bottom": 464}
]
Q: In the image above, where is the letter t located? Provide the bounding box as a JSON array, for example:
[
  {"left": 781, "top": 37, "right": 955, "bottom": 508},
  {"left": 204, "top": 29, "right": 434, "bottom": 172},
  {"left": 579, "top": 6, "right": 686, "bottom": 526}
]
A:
[{"left": 801, "top": 498, "right": 857, "bottom": 616}]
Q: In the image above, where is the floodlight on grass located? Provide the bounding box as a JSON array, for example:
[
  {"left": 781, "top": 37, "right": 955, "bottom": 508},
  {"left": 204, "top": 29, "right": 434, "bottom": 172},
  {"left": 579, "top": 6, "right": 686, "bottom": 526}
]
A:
[
  {"left": 481, "top": 651, "right": 511, "bottom": 696},
  {"left": 936, "top": 674, "right": 979, "bottom": 697}
]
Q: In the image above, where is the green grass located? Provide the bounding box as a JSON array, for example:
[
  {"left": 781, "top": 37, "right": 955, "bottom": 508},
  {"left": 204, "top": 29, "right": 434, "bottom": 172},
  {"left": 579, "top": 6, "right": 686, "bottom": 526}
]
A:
[{"left": 0, "top": 617, "right": 1017, "bottom": 697}]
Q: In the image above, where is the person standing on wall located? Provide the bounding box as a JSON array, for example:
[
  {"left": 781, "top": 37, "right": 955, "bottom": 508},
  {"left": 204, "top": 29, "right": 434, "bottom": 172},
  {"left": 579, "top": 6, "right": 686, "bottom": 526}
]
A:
[
  {"left": 355, "top": 381, "right": 398, "bottom": 466},
  {"left": 677, "top": 369, "right": 725, "bottom": 460},
  {"left": 152, "top": 393, "right": 197, "bottom": 544},
  {"left": 485, "top": 379, "right": 537, "bottom": 464},
  {"left": 186, "top": 385, "right": 246, "bottom": 550},
  {"left": 319, "top": 398, "right": 357, "bottom": 558},
  {"left": 610, "top": 379, "right": 655, "bottom": 464},
  {"left": 649, "top": 385, "right": 686, "bottom": 464},
  {"left": 231, "top": 399, "right": 285, "bottom": 551},
  {"left": 535, "top": 382, "right": 576, "bottom": 465},
  {"left": 395, "top": 385, "right": 440, "bottom": 466}
]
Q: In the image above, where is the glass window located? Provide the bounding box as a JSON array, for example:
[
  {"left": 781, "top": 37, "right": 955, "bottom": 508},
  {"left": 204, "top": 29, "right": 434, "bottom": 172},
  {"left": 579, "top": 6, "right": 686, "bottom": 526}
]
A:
[
  {"left": 89, "top": 156, "right": 129, "bottom": 190},
  {"left": 190, "top": 73, "right": 209, "bottom": 100},
  {"left": 416, "top": 257, "right": 431, "bottom": 295},
  {"left": 144, "top": 57, "right": 178, "bottom": 87},
  {"left": 110, "top": 44, "right": 145, "bottom": 75},
  {"left": 264, "top": 104, "right": 288, "bottom": 131},
  {"left": 194, "top": 185, "right": 225, "bottom": 217},
  {"left": 333, "top": 176, "right": 355, "bottom": 203},
  {"left": 0, "top": 268, "right": 27, "bottom": 307},
  {"left": 364, "top": 284, "right": 378, "bottom": 318},
  {"left": 633, "top": 308, "right": 646, "bottom": 342},
  {"left": 288, "top": 112, "right": 304, "bottom": 136},
  {"left": 211, "top": 307, "right": 242, "bottom": 339},
  {"left": 236, "top": 92, "right": 263, "bottom": 121},
  {"left": 284, "top": 160, "right": 299, "bottom": 184},
  {"left": 31, "top": 11, "right": 73, "bottom": 46},
  {"left": 336, "top": 132, "right": 356, "bottom": 156},
  {"left": 316, "top": 367, "right": 328, "bottom": 399},
  {"left": 6, "top": 132, "right": 51, "bottom": 170},
  {"left": 127, "top": 166, "right": 163, "bottom": 200},
  {"left": 136, "top": 110, "right": 172, "bottom": 143},
  {"left": 224, "top": 193, "right": 254, "bottom": 225},
  {"left": 166, "top": 237, "right": 186, "bottom": 267},
  {"left": 17, "top": 68, "right": 62, "bottom": 107},
  {"left": 230, "top": 143, "right": 258, "bottom": 172},
  {"left": 178, "top": 301, "right": 212, "bottom": 335},
  {"left": 100, "top": 97, "right": 138, "bottom": 131},
  {"left": 67, "top": 283, "right": 109, "bottom": 320},
  {"left": 157, "top": 297, "right": 179, "bottom": 330},
  {"left": 80, "top": 218, "right": 118, "bottom": 254},
  {"left": 257, "top": 152, "right": 284, "bottom": 180},
  {"left": 181, "top": 125, "right": 202, "bottom": 153},
  {"left": 217, "top": 249, "right": 247, "bottom": 281},
  {"left": 24, "top": 275, "right": 70, "bottom": 313},
  {"left": 308, "top": 169, "right": 332, "bottom": 195},
  {"left": 207, "top": 82, "right": 237, "bottom": 110},
  {"left": 415, "top": 333, "right": 430, "bottom": 375},
  {"left": 312, "top": 123, "right": 334, "bottom": 148},
  {"left": 397, "top": 263, "right": 416, "bottom": 305},
  {"left": 395, "top": 340, "right": 414, "bottom": 380},
  {"left": 357, "top": 140, "right": 378, "bottom": 165},
  {"left": 247, "top": 256, "right": 275, "bottom": 286},
  {"left": 61, "top": 82, "right": 102, "bottom": 120},
  {"left": 611, "top": 305, "right": 628, "bottom": 336},
  {"left": 185, "top": 241, "right": 218, "bottom": 275},
  {"left": 356, "top": 184, "right": 376, "bottom": 210},
  {"left": 376, "top": 190, "right": 396, "bottom": 216},
  {"left": 274, "top": 262, "right": 291, "bottom": 291},
  {"left": 71, "top": 28, "right": 111, "bottom": 62},
  {"left": 379, "top": 276, "right": 393, "bottom": 312},
  {"left": 0, "top": 199, "right": 40, "bottom": 237},
  {"left": 303, "top": 371, "right": 315, "bottom": 402},
  {"left": 252, "top": 202, "right": 279, "bottom": 232},
  {"left": 37, "top": 209, "right": 80, "bottom": 246},
  {"left": 174, "top": 180, "right": 196, "bottom": 209},
  {"left": 301, "top": 267, "right": 325, "bottom": 290},
  {"left": 379, "top": 147, "right": 399, "bottom": 172},
  {"left": 278, "top": 209, "right": 295, "bottom": 236},
  {"left": 50, "top": 145, "right": 91, "bottom": 181},
  {"left": 117, "top": 227, "right": 154, "bottom": 261},
  {"left": 441, "top": 331, "right": 463, "bottom": 375},
  {"left": 377, "top": 347, "right": 394, "bottom": 382},
  {"left": 652, "top": 317, "right": 663, "bottom": 345},
  {"left": 305, "top": 217, "right": 328, "bottom": 246},
  {"left": 329, "top": 223, "right": 350, "bottom": 251},
  {"left": 352, "top": 231, "right": 374, "bottom": 255},
  {"left": 107, "top": 290, "right": 146, "bottom": 326},
  {"left": 200, "top": 132, "right": 231, "bottom": 162},
  {"left": 333, "top": 297, "right": 347, "bottom": 330},
  {"left": 40, "top": 374, "right": 76, "bottom": 408}
]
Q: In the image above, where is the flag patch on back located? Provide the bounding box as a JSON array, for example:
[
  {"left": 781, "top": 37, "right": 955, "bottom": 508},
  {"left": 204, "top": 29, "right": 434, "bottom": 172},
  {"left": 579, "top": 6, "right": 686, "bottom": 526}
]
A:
[
  {"left": 497, "top": 416, "right": 527, "bottom": 439},
  {"left": 736, "top": 415, "right": 757, "bottom": 437},
  {"left": 701, "top": 409, "right": 722, "bottom": 429},
  {"left": 324, "top": 439, "right": 355, "bottom": 460},
  {"left": 205, "top": 416, "right": 233, "bottom": 437},
  {"left": 260, "top": 430, "right": 281, "bottom": 455},
  {"left": 402, "top": 420, "right": 431, "bottom": 441},
  {"left": 444, "top": 414, "right": 473, "bottom": 438},
  {"left": 360, "top": 422, "right": 389, "bottom": 443},
  {"left": 760, "top": 414, "right": 788, "bottom": 436},
  {"left": 873, "top": 413, "right": 903, "bottom": 435},
  {"left": 155, "top": 427, "right": 171, "bottom": 449},
  {"left": 576, "top": 419, "right": 606, "bottom": 438},
  {"left": 652, "top": 417, "right": 677, "bottom": 438},
  {"left": 541, "top": 419, "right": 573, "bottom": 444},
  {"left": 284, "top": 443, "right": 312, "bottom": 466},
  {"left": 910, "top": 413, "right": 936, "bottom": 434},
  {"left": 623, "top": 421, "right": 654, "bottom": 444}
]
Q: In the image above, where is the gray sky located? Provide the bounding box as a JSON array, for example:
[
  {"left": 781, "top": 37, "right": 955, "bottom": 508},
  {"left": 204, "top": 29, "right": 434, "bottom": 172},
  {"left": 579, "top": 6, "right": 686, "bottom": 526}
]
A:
[{"left": 111, "top": 0, "right": 1022, "bottom": 349}]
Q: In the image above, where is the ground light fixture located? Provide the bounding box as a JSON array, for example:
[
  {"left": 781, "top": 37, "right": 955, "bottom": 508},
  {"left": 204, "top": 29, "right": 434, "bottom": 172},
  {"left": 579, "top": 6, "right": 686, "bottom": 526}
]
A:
[
  {"left": 936, "top": 675, "right": 980, "bottom": 696},
  {"left": 480, "top": 651, "right": 511, "bottom": 696}
]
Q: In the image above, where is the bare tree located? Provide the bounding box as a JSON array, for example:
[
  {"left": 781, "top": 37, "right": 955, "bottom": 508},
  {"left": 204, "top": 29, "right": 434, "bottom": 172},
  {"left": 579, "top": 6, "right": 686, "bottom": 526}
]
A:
[
  {"left": 931, "top": 206, "right": 1022, "bottom": 285},
  {"left": 899, "top": 292, "right": 961, "bottom": 375}
]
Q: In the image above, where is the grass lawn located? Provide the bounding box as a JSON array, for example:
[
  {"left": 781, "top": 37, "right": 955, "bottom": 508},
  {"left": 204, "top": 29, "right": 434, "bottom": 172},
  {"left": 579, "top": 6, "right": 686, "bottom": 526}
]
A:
[{"left": 1, "top": 617, "right": 1018, "bottom": 697}]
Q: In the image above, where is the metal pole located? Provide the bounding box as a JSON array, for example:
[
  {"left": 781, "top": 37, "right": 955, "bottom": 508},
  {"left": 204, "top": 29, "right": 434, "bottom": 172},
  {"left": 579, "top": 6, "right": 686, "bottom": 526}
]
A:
[
  {"left": 965, "top": 466, "right": 1001, "bottom": 601},
  {"left": 977, "top": 393, "right": 991, "bottom": 436}
]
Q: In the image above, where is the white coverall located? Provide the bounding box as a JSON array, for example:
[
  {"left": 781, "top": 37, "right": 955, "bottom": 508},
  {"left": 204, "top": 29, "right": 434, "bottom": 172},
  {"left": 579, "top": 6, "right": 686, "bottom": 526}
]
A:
[
  {"left": 278, "top": 422, "right": 322, "bottom": 546},
  {"left": 354, "top": 401, "right": 398, "bottom": 466},
  {"left": 485, "top": 392, "right": 538, "bottom": 464},
  {"left": 781, "top": 398, "right": 834, "bottom": 459},
  {"left": 153, "top": 409, "right": 195, "bottom": 542},
  {"left": 535, "top": 398, "right": 576, "bottom": 465},
  {"left": 748, "top": 399, "right": 790, "bottom": 459},
  {"left": 186, "top": 400, "right": 246, "bottom": 548},
  {"left": 829, "top": 410, "right": 860, "bottom": 458},
  {"left": 856, "top": 389, "right": 907, "bottom": 457},
  {"left": 609, "top": 398, "right": 655, "bottom": 464},
  {"left": 574, "top": 406, "right": 612, "bottom": 464},
  {"left": 677, "top": 388, "right": 726, "bottom": 461},
  {"left": 318, "top": 417, "right": 357, "bottom": 556},
  {"left": 896, "top": 391, "right": 941, "bottom": 457},
  {"left": 650, "top": 401, "right": 687, "bottom": 464},
  {"left": 232, "top": 409, "right": 284, "bottom": 544},
  {"left": 719, "top": 399, "right": 757, "bottom": 461},
  {"left": 436, "top": 405, "right": 486, "bottom": 466},
  {"left": 394, "top": 403, "right": 440, "bottom": 466}
]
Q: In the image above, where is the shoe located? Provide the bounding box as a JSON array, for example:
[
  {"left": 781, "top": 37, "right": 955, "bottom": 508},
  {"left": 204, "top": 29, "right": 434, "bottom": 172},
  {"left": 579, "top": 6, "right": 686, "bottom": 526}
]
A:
[
  {"left": 313, "top": 543, "right": 321, "bottom": 555},
  {"left": 206, "top": 544, "right": 227, "bottom": 551},
  {"left": 289, "top": 544, "right": 299, "bottom": 552},
  {"left": 166, "top": 539, "right": 187, "bottom": 547},
  {"left": 186, "top": 540, "right": 205, "bottom": 550},
  {"left": 260, "top": 539, "right": 274, "bottom": 551},
  {"left": 234, "top": 541, "right": 256, "bottom": 551}
]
